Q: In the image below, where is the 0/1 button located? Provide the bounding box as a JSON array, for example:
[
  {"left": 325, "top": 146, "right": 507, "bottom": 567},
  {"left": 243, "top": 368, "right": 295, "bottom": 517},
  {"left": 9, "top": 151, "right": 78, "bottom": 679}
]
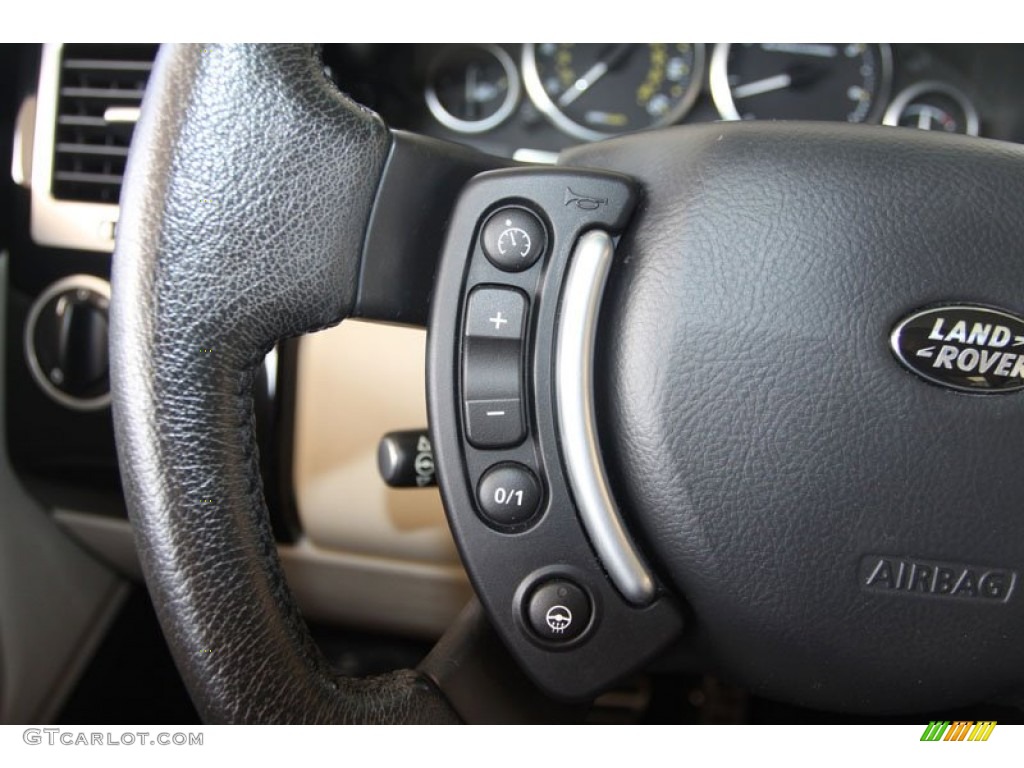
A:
[{"left": 477, "top": 463, "right": 542, "bottom": 526}]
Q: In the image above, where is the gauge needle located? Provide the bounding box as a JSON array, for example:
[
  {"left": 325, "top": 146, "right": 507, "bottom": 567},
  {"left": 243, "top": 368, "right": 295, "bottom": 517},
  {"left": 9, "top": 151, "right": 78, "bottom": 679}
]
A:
[
  {"left": 559, "top": 61, "right": 608, "bottom": 107},
  {"left": 731, "top": 73, "right": 793, "bottom": 100},
  {"left": 558, "top": 44, "right": 633, "bottom": 108}
]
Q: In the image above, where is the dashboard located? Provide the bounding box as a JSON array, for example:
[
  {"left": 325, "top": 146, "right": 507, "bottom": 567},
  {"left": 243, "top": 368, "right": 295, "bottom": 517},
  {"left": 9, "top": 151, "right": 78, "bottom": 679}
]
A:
[{"left": 325, "top": 44, "right": 1024, "bottom": 161}]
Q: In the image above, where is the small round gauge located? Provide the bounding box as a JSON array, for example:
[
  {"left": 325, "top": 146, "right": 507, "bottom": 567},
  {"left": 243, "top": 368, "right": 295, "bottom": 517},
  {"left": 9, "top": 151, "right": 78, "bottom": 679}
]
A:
[
  {"left": 522, "top": 43, "right": 705, "bottom": 141},
  {"left": 711, "top": 43, "right": 892, "bottom": 123},
  {"left": 425, "top": 44, "right": 520, "bottom": 134},
  {"left": 883, "top": 81, "right": 980, "bottom": 137}
]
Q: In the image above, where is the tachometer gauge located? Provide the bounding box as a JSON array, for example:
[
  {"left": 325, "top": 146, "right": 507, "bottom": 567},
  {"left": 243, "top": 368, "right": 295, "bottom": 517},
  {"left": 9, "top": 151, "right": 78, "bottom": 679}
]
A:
[
  {"left": 426, "top": 44, "right": 520, "bottom": 134},
  {"left": 883, "top": 81, "right": 980, "bottom": 136},
  {"left": 711, "top": 43, "right": 892, "bottom": 123},
  {"left": 523, "top": 43, "right": 705, "bottom": 141}
]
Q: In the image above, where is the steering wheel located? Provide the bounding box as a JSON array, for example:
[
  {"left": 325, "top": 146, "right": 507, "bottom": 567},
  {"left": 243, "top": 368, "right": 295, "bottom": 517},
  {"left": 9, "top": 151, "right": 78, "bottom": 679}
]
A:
[{"left": 110, "top": 44, "right": 1024, "bottom": 723}]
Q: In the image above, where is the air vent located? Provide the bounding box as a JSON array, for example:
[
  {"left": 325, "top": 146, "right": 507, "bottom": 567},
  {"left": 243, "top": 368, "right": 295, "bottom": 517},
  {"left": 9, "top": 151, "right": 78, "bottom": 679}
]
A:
[{"left": 52, "top": 44, "right": 158, "bottom": 204}]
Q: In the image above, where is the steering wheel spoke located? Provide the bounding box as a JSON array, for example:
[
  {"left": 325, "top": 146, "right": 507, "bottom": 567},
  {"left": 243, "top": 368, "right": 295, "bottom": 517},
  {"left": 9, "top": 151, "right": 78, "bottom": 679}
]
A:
[{"left": 352, "top": 131, "right": 511, "bottom": 327}]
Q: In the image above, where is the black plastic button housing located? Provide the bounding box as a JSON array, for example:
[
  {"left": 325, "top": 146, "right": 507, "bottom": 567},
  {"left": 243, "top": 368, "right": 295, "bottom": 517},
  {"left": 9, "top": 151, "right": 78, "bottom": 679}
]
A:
[
  {"left": 464, "top": 399, "right": 525, "bottom": 448},
  {"left": 377, "top": 430, "right": 436, "bottom": 488},
  {"left": 462, "top": 286, "right": 528, "bottom": 448},
  {"left": 481, "top": 207, "right": 547, "bottom": 272},
  {"left": 464, "top": 287, "right": 526, "bottom": 339},
  {"left": 526, "top": 579, "right": 592, "bottom": 643},
  {"left": 477, "top": 462, "right": 542, "bottom": 526}
]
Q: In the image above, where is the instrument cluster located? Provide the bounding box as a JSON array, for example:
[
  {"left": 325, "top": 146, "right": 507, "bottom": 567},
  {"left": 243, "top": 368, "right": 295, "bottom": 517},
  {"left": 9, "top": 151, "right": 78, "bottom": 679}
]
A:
[{"left": 325, "top": 44, "right": 1017, "bottom": 159}]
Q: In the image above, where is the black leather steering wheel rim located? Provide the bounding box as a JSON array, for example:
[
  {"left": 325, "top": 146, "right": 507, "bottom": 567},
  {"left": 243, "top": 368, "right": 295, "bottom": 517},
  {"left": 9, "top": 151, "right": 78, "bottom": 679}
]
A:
[{"left": 110, "top": 43, "right": 459, "bottom": 724}]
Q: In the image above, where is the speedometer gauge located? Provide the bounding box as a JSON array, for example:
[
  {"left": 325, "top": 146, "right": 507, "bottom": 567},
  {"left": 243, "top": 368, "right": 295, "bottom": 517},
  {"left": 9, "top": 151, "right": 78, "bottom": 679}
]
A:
[
  {"left": 523, "top": 43, "right": 705, "bottom": 141},
  {"left": 711, "top": 43, "right": 892, "bottom": 123}
]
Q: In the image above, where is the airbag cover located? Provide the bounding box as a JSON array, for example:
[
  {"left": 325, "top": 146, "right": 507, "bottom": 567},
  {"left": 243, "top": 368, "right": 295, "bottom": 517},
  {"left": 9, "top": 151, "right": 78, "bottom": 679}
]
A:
[{"left": 563, "top": 123, "right": 1024, "bottom": 713}]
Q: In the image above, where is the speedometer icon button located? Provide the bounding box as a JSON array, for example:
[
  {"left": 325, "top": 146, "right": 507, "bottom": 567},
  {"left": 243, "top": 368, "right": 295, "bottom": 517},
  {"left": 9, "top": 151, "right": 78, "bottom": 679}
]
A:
[
  {"left": 481, "top": 207, "right": 547, "bottom": 272},
  {"left": 498, "top": 227, "right": 532, "bottom": 258}
]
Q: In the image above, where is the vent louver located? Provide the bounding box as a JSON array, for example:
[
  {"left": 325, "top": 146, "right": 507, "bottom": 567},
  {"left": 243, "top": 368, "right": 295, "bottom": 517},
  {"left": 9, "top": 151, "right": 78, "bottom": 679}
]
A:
[{"left": 52, "top": 44, "right": 159, "bottom": 204}]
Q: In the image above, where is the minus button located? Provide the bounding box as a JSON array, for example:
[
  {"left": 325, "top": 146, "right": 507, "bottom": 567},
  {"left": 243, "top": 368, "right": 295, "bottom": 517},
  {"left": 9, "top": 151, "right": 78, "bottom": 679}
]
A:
[{"left": 465, "top": 399, "right": 525, "bottom": 449}]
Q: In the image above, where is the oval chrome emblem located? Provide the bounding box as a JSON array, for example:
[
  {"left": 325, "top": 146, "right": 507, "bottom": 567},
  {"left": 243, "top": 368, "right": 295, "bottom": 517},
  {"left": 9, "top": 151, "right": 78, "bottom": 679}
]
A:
[{"left": 891, "top": 305, "right": 1024, "bottom": 393}]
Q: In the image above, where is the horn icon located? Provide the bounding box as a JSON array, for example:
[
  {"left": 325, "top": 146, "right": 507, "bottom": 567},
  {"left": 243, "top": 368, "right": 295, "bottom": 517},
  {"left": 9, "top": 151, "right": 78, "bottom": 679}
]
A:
[{"left": 564, "top": 187, "right": 608, "bottom": 211}]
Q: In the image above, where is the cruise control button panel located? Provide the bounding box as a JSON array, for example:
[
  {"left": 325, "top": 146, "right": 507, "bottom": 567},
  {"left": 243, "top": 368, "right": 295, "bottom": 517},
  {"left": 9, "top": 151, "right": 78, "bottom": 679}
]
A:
[{"left": 427, "top": 168, "right": 683, "bottom": 700}]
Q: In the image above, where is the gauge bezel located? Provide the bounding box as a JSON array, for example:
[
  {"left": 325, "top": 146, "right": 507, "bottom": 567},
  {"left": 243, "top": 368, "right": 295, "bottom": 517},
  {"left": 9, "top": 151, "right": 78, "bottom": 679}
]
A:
[
  {"left": 710, "top": 43, "right": 893, "bottom": 124},
  {"left": 882, "top": 80, "right": 980, "bottom": 137},
  {"left": 522, "top": 43, "right": 706, "bottom": 142},
  {"left": 425, "top": 44, "right": 521, "bottom": 135}
]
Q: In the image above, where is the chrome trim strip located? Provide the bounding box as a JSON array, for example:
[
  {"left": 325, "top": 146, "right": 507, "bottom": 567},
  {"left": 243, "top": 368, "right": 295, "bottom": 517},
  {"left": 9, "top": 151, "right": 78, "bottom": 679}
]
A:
[
  {"left": 511, "top": 148, "right": 559, "bottom": 165},
  {"left": 11, "top": 95, "right": 35, "bottom": 187},
  {"left": 31, "top": 43, "right": 121, "bottom": 253},
  {"left": 102, "top": 106, "right": 141, "bottom": 124},
  {"left": 263, "top": 344, "right": 279, "bottom": 401},
  {"left": 555, "top": 230, "right": 655, "bottom": 606},
  {"left": 708, "top": 43, "right": 740, "bottom": 121}
]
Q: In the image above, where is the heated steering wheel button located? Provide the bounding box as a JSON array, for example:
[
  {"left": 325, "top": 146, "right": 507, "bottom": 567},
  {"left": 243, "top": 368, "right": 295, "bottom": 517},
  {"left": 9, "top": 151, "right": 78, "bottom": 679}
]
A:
[
  {"left": 465, "top": 287, "right": 527, "bottom": 339},
  {"left": 465, "top": 399, "right": 524, "bottom": 448},
  {"left": 527, "top": 580, "right": 592, "bottom": 643},
  {"left": 481, "top": 207, "right": 547, "bottom": 272},
  {"left": 477, "top": 463, "right": 542, "bottom": 525}
]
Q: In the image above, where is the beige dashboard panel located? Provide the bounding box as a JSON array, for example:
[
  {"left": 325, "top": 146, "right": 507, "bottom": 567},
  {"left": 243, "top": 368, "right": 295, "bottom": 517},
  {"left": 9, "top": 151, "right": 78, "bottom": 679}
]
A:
[
  {"left": 59, "top": 321, "right": 472, "bottom": 641},
  {"left": 294, "top": 320, "right": 463, "bottom": 567}
]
